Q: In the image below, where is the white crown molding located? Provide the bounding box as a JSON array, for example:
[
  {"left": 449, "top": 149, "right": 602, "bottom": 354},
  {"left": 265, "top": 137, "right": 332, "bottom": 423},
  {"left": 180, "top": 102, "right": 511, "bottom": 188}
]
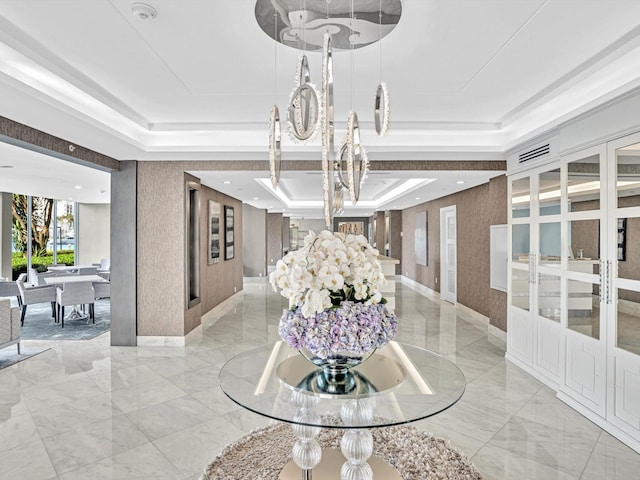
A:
[{"left": 2, "top": 24, "right": 640, "bottom": 161}]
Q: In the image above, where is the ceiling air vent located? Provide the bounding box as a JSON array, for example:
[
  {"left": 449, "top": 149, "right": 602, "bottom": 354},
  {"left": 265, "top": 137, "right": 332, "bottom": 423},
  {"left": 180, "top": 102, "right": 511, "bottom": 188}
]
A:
[{"left": 518, "top": 144, "right": 550, "bottom": 164}]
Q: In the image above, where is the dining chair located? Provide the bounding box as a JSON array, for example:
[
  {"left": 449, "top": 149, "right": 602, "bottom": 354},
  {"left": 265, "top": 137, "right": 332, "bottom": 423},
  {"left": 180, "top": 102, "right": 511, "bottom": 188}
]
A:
[
  {"left": 0, "top": 280, "right": 20, "bottom": 306},
  {"left": 16, "top": 277, "right": 56, "bottom": 326},
  {"left": 77, "top": 266, "right": 98, "bottom": 275},
  {"left": 93, "top": 281, "right": 110, "bottom": 300},
  {"left": 56, "top": 282, "right": 95, "bottom": 328}
]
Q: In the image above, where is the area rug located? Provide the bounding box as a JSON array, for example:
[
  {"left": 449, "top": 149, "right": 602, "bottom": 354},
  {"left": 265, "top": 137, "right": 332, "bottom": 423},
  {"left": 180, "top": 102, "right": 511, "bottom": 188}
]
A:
[
  {"left": 18, "top": 299, "right": 110, "bottom": 341},
  {"left": 201, "top": 422, "right": 483, "bottom": 480},
  {"left": 0, "top": 346, "right": 50, "bottom": 370}
]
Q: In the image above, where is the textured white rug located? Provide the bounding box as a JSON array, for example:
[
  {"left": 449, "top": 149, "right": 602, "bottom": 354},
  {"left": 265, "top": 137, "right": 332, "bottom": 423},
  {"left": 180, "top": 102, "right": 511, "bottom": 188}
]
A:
[{"left": 201, "top": 422, "right": 483, "bottom": 480}]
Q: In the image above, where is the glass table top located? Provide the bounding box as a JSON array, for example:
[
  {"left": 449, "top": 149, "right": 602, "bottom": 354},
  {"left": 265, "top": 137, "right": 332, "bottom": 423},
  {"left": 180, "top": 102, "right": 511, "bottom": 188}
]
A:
[{"left": 219, "top": 341, "right": 466, "bottom": 429}]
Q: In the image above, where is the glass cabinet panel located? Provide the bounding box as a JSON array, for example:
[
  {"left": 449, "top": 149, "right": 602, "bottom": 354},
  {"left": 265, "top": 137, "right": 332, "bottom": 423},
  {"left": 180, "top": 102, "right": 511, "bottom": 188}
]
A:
[
  {"left": 512, "top": 224, "right": 530, "bottom": 261},
  {"left": 512, "top": 267, "right": 530, "bottom": 311},
  {"left": 538, "top": 273, "right": 560, "bottom": 322},
  {"left": 568, "top": 219, "right": 600, "bottom": 274},
  {"left": 539, "top": 168, "right": 561, "bottom": 216},
  {"left": 568, "top": 153, "right": 601, "bottom": 212},
  {"left": 539, "top": 222, "right": 561, "bottom": 267},
  {"left": 615, "top": 143, "right": 640, "bottom": 209},
  {"left": 512, "top": 177, "right": 530, "bottom": 218},
  {"left": 617, "top": 288, "right": 640, "bottom": 355},
  {"left": 567, "top": 278, "right": 599, "bottom": 339}
]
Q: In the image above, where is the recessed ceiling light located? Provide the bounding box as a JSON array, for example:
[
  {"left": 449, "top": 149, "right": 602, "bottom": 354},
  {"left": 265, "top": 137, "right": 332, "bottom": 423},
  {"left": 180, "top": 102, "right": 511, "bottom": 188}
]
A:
[
  {"left": 68, "top": 197, "right": 73, "bottom": 200},
  {"left": 253, "top": 197, "right": 259, "bottom": 200},
  {"left": 223, "top": 181, "right": 231, "bottom": 184},
  {"left": 131, "top": 3, "right": 157, "bottom": 20},
  {"left": 415, "top": 197, "right": 421, "bottom": 200},
  {"left": 456, "top": 181, "right": 465, "bottom": 184},
  {"left": 74, "top": 185, "right": 82, "bottom": 189}
]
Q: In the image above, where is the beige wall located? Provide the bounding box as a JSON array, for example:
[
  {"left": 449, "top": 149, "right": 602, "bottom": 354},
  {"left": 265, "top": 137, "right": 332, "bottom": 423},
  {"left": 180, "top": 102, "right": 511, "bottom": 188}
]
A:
[
  {"left": 200, "top": 185, "right": 243, "bottom": 318},
  {"left": 136, "top": 163, "right": 243, "bottom": 337},
  {"left": 401, "top": 175, "right": 508, "bottom": 331},
  {"left": 137, "top": 162, "right": 187, "bottom": 337},
  {"left": 389, "top": 211, "right": 402, "bottom": 274},
  {"left": 267, "top": 213, "right": 283, "bottom": 267},
  {"left": 77, "top": 203, "right": 110, "bottom": 266}
]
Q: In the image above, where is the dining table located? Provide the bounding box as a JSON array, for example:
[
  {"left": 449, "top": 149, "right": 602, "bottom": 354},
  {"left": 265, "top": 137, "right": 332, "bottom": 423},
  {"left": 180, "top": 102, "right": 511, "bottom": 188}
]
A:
[{"left": 44, "top": 274, "right": 106, "bottom": 284}]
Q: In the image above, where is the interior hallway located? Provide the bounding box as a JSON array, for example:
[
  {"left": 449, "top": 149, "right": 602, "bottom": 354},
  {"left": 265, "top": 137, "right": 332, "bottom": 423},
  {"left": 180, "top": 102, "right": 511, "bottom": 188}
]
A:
[{"left": 1, "top": 280, "right": 639, "bottom": 479}]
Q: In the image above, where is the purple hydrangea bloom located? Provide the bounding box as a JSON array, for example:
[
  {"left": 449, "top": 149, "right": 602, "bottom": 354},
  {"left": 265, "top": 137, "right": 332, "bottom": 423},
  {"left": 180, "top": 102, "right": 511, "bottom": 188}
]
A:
[{"left": 278, "top": 301, "right": 398, "bottom": 358}]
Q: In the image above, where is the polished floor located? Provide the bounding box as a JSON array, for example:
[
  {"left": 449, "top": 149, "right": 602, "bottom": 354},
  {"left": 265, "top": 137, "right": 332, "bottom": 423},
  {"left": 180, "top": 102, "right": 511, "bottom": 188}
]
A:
[{"left": 1, "top": 280, "right": 640, "bottom": 479}]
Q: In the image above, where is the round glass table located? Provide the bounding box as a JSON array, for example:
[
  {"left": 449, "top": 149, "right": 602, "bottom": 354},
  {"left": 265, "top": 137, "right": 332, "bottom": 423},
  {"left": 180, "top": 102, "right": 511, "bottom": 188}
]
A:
[{"left": 219, "top": 341, "right": 466, "bottom": 480}]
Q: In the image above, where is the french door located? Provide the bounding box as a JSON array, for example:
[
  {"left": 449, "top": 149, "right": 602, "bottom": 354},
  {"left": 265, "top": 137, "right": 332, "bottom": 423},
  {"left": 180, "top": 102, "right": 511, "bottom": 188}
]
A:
[{"left": 606, "top": 133, "right": 640, "bottom": 439}]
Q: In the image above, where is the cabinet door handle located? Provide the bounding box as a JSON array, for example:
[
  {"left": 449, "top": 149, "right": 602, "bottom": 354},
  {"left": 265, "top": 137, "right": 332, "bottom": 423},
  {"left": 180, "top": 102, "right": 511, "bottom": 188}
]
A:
[
  {"left": 607, "top": 260, "right": 613, "bottom": 305},
  {"left": 529, "top": 253, "right": 536, "bottom": 284},
  {"left": 598, "top": 259, "right": 604, "bottom": 303}
]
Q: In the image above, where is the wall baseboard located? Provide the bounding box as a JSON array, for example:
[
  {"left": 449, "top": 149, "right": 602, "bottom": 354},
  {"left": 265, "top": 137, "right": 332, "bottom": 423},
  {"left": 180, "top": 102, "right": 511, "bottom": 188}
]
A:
[
  {"left": 399, "top": 275, "right": 440, "bottom": 300},
  {"left": 137, "top": 335, "right": 189, "bottom": 347}
]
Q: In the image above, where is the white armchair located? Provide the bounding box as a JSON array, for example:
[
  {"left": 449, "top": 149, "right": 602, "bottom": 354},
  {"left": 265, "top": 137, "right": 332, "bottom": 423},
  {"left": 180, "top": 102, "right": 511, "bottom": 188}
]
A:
[
  {"left": 0, "top": 298, "right": 20, "bottom": 354},
  {"left": 16, "top": 277, "right": 56, "bottom": 326},
  {"left": 56, "top": 282, "right": 95, "bottom": 328},
  {"left": 0, "top": 280, "right": 20, "bottom": 305}
]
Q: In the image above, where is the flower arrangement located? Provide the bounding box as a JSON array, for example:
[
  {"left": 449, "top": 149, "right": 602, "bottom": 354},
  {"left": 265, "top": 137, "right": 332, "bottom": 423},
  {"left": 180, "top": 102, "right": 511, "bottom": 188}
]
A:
[{"left": 269, "top": 230, "right": 397, "bottom": 359}]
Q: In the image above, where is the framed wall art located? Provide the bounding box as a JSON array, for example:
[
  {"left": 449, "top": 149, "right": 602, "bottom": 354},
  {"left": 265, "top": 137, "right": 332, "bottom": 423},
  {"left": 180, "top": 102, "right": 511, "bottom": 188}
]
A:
[
  {"left": 208, "top": 200, "right": 221, "bottom": 265},
  {"left": 225, "top": 205, "right": 235, "bottom": 260}
]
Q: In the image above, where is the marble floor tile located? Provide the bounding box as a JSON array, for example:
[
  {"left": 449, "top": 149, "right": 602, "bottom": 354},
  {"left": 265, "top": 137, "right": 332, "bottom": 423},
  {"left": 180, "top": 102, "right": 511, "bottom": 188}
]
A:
[
  {"left": 31, "top": 392, "right": 124, "bottom": 439},
  {"left": 0, "top": 409, "right": 42, "bottom": 453},
  {"left": 424, "top": 394, "right": 514, "bottom": 443},
  {"left": 152, "top": 415, "right": 247, "bottom": 476},
  {"left": 487, "top": 415, "right": 600, "bottom": 477},
  {"left": 0, "top": 280, "right": 638, "bottom": 480},
  {"left": 580, "top": 431, "right": 640, "bottom": 480},
  {"left": 0, "top": 438, "right": 58, "bottom": 480},
  {"left": 515, "top": 386, "right": 602, "bottom": 439},
  {"left": 87, "top": 363, "right": 166, "bottom": 392},
  {"left": 125, "top": 394, "right": 217, "bottom": 441},
  {"left": 42, "top": 413, "right": 150, "bottom": 475},
  {"left": 57, "top": 442, "right": 183, "bottom": 480},
  {"left": 472, "top": 443, "right": 579, "bottom": 480},
  {"left": 109, "top": 376, "right": 188, "bottom": 413}
]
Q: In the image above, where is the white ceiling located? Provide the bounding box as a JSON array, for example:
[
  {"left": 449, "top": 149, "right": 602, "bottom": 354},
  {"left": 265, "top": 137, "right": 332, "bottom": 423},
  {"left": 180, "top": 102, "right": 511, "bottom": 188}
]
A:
[
  {"left": 0, "top": 141, "right": 110, "bottom": 203},
  {"left": 1, "top": 0, "right": 640, "bottom": 212}
]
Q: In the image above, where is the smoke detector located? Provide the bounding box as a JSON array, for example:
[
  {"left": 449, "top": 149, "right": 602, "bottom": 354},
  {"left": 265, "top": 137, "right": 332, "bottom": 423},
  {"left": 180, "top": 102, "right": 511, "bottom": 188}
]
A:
[{"left": 131, "top": 3, "right": 157, "bottom": 20}]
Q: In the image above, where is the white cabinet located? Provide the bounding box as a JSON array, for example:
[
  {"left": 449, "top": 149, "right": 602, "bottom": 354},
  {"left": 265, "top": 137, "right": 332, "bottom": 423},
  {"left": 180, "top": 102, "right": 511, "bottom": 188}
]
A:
[{"left": 508, "top": 137, "right": 640, "bottom": 454}]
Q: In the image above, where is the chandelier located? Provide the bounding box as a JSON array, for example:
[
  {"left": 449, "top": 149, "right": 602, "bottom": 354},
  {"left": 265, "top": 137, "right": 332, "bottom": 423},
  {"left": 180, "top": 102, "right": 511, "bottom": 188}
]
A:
[{"left": 258, "top": 0, "right": 401, "bottom": 227}]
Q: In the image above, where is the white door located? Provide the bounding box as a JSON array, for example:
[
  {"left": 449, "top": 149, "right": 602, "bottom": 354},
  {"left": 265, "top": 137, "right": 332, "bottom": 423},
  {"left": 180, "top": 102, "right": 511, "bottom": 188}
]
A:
[{"left": 440, "top": 206, "right": 457, "bottom": 304}]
